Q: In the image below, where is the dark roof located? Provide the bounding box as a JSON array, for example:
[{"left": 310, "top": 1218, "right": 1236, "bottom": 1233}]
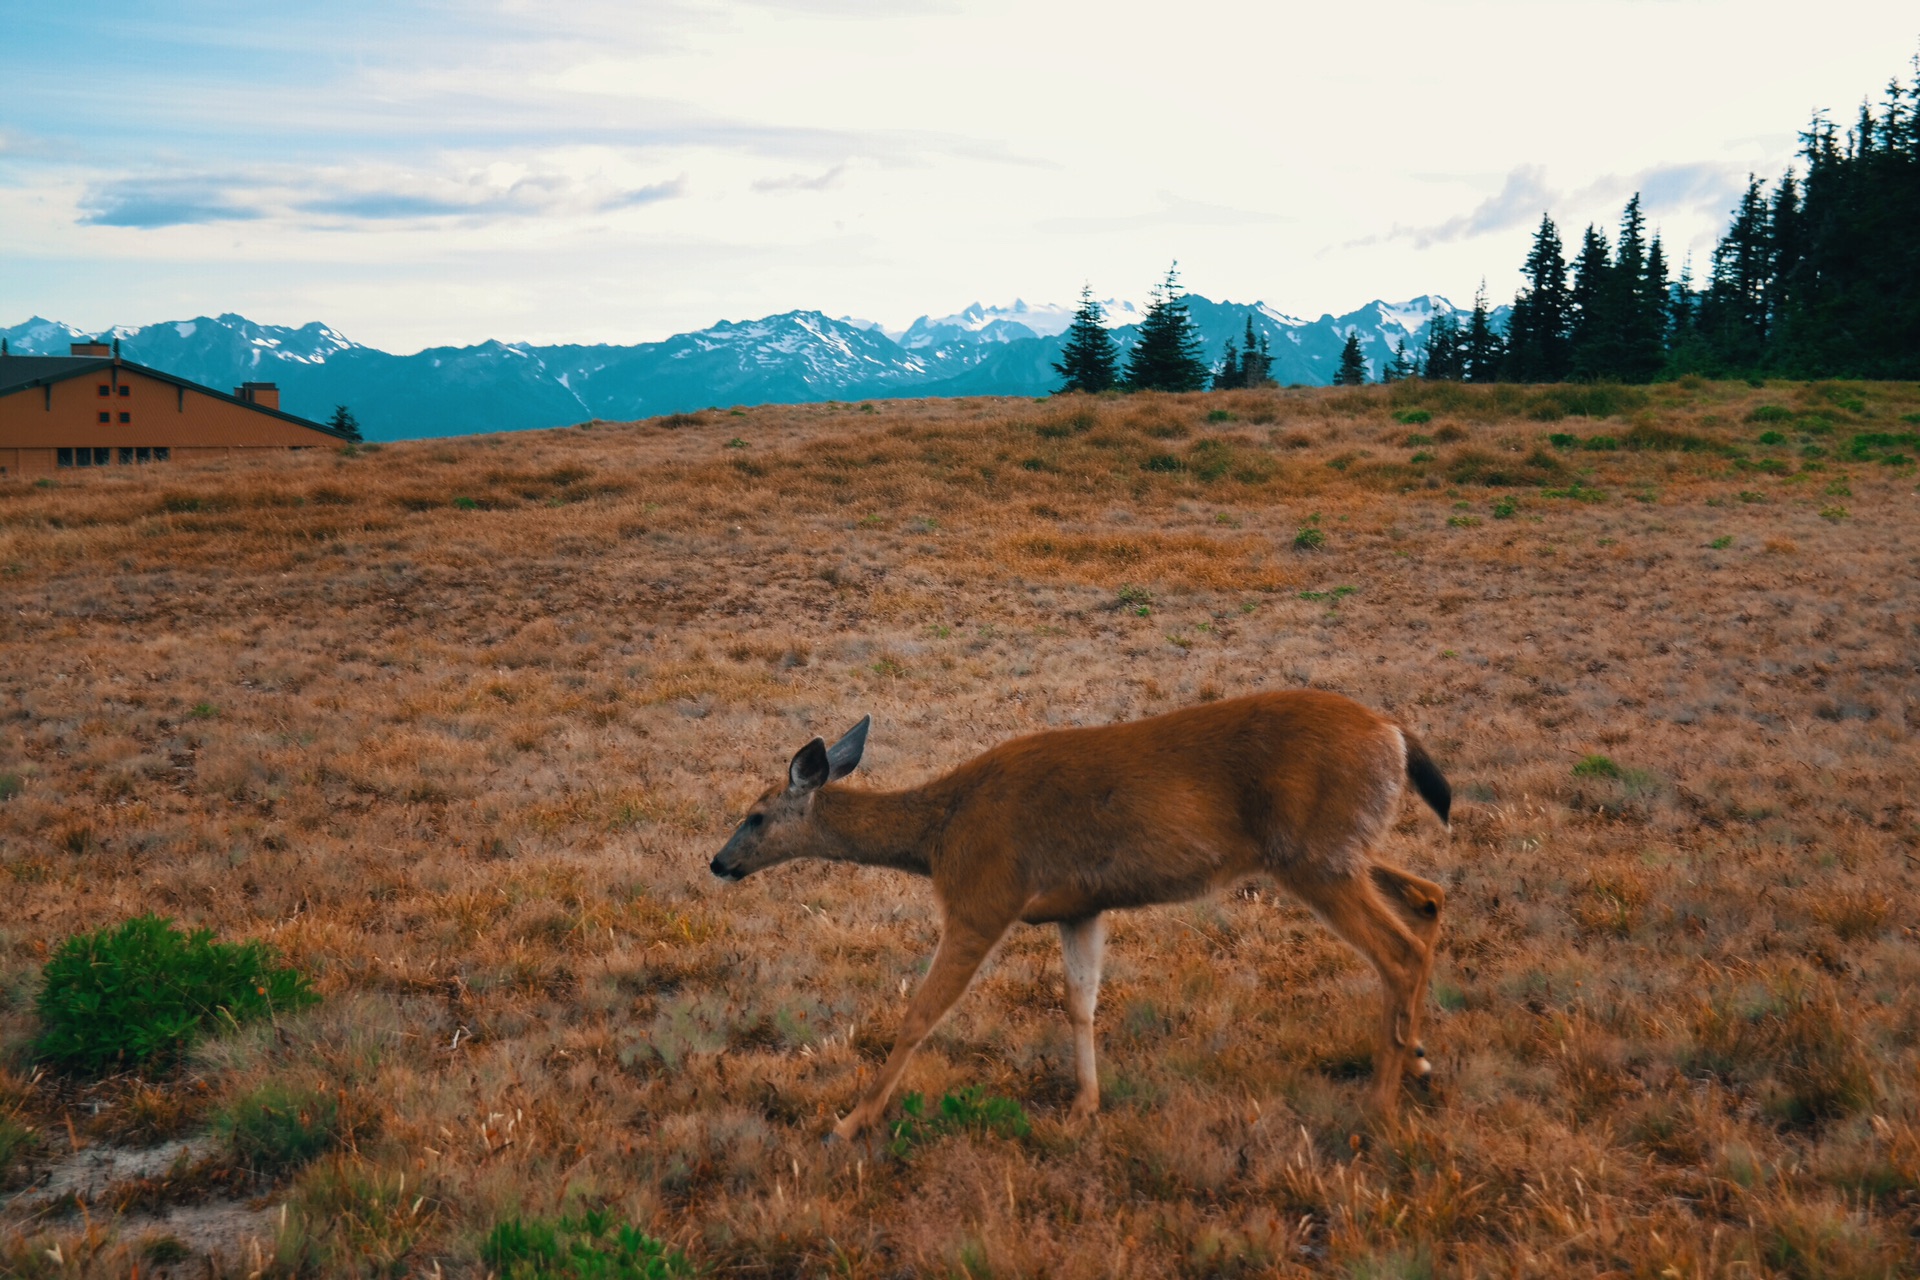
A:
[
  {"left": 0, "top": 354, "right": 351, "bottom": 440},
  {"left": 0, "top": 355, "right": 110, "bottom": 396}
]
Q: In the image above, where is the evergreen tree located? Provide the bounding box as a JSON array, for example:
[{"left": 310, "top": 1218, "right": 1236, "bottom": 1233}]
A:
[
  {"left": 1501, "top": 214, "right": 1572, "bottom": 382},
  {"left": 1122, "top": 263, "right": 1211, "bottom": 392},
  {"left": 1568, "top": 224, "right": 1616, "bottom": 378},
  {"left": 1697, "top": 176, "right": 1772, "bottom": 369},
  {"left": 1333, "top": 331, "right": 1368, "bottom": 385},
  {"left": 1051, "top": 284, "right": 1121, "bottom": 393},
  {"left": 1463, "top": 281, "right": 1503, "bottom": 382},
  {"left": 1612, "top": 195, "right": 1666, "bottom": 380},
  {"left": 1381, "top": 337, "right": 1413, "bottom": 383},
  {"left": 1238, "top": 315, "right": 1274, "bottom": 387},
  {"left": 1212, "top": 336, "right": 1241, "bottom": 390},
  {"left": 1421, "top": 311, "right": 1464, "bottom": 380},
  {"left": 327, "top": 405, "right": 363, "bottom": 440}
]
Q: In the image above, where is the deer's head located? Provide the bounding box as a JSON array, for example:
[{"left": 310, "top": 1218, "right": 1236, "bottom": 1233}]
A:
[{"left": 710, "top": 716, "right": 870, "bottom": 881}]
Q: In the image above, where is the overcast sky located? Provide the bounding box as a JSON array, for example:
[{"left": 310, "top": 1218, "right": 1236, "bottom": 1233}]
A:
[{"left": 2, "top": 2, "right": 1913, "bottom": 351}]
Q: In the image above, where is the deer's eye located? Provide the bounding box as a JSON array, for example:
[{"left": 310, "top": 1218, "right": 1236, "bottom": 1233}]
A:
[{"left": 743, "top": 813, "right": 765, "bottom": 831}]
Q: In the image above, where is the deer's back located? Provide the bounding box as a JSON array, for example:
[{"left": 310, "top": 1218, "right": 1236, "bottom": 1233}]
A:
[{"left": 927, "top": 691, "right": 1406, "bottom": 916}]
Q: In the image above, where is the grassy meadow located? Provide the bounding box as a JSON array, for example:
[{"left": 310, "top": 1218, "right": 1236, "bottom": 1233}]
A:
[{"left": 2, "top": 378, "right": 1919, "bottom": 1277}]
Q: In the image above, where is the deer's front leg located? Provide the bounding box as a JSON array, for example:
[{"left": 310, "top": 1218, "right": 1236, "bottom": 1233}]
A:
[
  {"left": 831, "top": 916, "right": 1008, "bottom": 1143},
  {"left": 1059, "top": 914, "right": 1107, "bottom": 1122}
]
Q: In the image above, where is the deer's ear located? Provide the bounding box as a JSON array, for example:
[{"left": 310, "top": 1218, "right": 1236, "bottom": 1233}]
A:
[
  {"left": 826, "top": 715, "right": 870, "bottom": 781},
  {"left": 788, "top": 738, "right": 831, "bottom": 793}
]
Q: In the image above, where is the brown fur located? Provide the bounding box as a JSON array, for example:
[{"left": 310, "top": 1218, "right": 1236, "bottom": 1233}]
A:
[{"left": 711, "top": 690, "right": 1450, "bottom": 1141}]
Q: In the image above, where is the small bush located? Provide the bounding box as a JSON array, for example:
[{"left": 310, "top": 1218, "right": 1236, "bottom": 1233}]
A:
[
  {"left": 34, "top": 915, "right": 318, "bottom": 1075},
  {"left": 1583, "top": 435, "right": 1619, "bottom": 451},
  {"left": 1393, "top": 409, "right": 1432, "bottom": 425},
  {"left": 482, "top": 1209, "right": 692, "bottom": 1279},
  {"left": 1491, "top": 497, "right": 1518, "bottom": 519},
  {"left": 888, "top": 1086, "right": 1031, "bottom": 1156},
  {"left": 1206, "top": 409, "right": 1234, "bottom": 422},
  {"left": 452, "top": 496, "right": 480, "bottom": 510},
  {"left": 217, "top": 1082, "right": 341, "bottom": 1173},
  {"left": 1572, "top": 754, "right": 1621, "bottom": 779},
  {"left": 1748, "top": 405, "right": 1794, "bottom": 423},
  {"left": 1292, "top": 526, "right": 1325, "bottom": 551},
  {"left": 1757, "top": 430, "right": 1787, "bottom": 445},
  {"left": 1709, "top": 536, "right": 1733, "bottom": 549},
  {"left": 1540, "top": 481, "right": 1608, "bottom": 503},
  {"left": 1819, "top": 506, "right": 1849, "bottom": 522},
  {"left": 1548, "top": 432, "right": 1579, "bottom": 449}
]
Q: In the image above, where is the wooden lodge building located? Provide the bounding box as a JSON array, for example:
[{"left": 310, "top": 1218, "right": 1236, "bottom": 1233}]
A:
[{"left": 0, "top": 339, "right": 352, "bottom": 478}]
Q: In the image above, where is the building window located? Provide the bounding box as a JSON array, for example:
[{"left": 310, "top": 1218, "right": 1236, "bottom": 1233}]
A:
[
  {"left": 57, "top": 448, "right": 73, "bottom": 467},
  {"left": 98, "top": 411, "right": 111, "bottom": 423},
  {"left": 97, "top": 384, "right": 110, "bottom": 397},
  {"left": 154, "top": 447, "right": 170, "bottom": 462},
  {"left": 136, "top": 447, "right": 151, "bottom": 463},
  {"left": 119, "top": 447, "right": 134, "bottom": 464},
  {"left": 118, "top": 385, "right": 131, "bottom": 397},
  {"left": 118, "top": 412, "right": 131, "bottom": 424},
  {"left": 74, "top": 448, "right": 92, "bottom": 468}
]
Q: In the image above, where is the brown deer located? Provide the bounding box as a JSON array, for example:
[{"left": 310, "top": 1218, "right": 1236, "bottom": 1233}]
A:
[{"left": 710, "top": 691, "right": 1451, "bottom": 1142}]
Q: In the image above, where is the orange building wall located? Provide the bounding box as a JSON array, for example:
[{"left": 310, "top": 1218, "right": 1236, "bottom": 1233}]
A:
[{"left": 0, "top": 364, "right": 339, "bottom": 476}]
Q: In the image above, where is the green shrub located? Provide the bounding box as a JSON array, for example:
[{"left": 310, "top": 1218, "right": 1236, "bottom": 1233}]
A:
[
  {"left": 451, "top": 496, "right": 480, "bottom": 510},
  {"left": 1410, "top": 450, "right": 1436, "bottom": 464},
  {"left": 34, "top": 915, "right": 318, "bottom": 1074},
  {"left": 1540, "top": 482, "right": 1608, "bottom": 503},
  {"left": 1393, "top": 409, "right": 1432, "bottom": 425},
  {"left": 1582, "top": 435, "right": 1619, "bottom": 451},
  {"left": 888, "top": 1086, "right": 1031, "bottom": 1156},
  {"left": 482, "top": 1209, "right": 691, "bottom": 1280},
  {"left": 1820, "top": 506, "right": 1849, "bottom": 522},
  {"left": 1531, "top": 384, "right": 1648, "bottom": 419},
  {"left": 217, "top": 1083, "right": 340, "bottom": 1172},
  {"left": 1491, "top": 497, "right": 1518, "bottom": 519},
  {"left": 1292, "top": 526, "right": 1326, "bottom": 551},
  {"left": 1206, "top": 408, "right": 1234, "bottom": 422},
  {"left": 1572, "top": 754, "right": 1621, "bottom": 779},
  {"left": 1548, "top": 432, "right": 1579, "bottom": 449},
  {"left": 1757, "top": 430, "right": 1787, "bottom": 445},
  {"left": 1902, "top": 412, "right": 1920, "bottom": 425},
  {"left": 1747, "top": 404, "right": 1794, "bottom": 423},
  {"left": 0, "top": 773, "right": 21, "bottom": 802},
  {"left": 1710, "top": 536, "right": 1733, "bottom": 549}
]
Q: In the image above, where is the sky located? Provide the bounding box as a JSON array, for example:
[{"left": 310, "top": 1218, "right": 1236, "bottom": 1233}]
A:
[{"left": 1, "top": 1, "right": 1914, "bottom": 352}]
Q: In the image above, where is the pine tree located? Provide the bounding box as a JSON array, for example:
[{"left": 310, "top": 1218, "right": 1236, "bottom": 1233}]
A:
[
  {"left": 1463, "top": 281, "right": 1502, "bottom": 382},
  {"left": 1421, "top": 311, "right": 1464, "bottom": 380},
  {"left": 1122, "top": 263, "right": 1211, "bottom": 392},
  {"left": 1381, "top": 337, "right": 1413, "bottom": 383},
  {"left": 1051, "top": 284, "right": 1120, "bottom": 393},
  {"left": 327, "top": 405, "right": 363, "bottom": 440},
  {"left": 1239, "top": 315, "right": 1274, "bottom": 387},
  {"left": 1333, "top": 331, "right": 1368, "bottom": 385},
  {"left": 1212, "top": 336, "right": 1241, "bottom": 390},
  {"left": 1568, "top": 224, "right": 1616, "bottom": 379},
  {"left": 1502, "top": 214, "right": 1572, "bottom": 382}
]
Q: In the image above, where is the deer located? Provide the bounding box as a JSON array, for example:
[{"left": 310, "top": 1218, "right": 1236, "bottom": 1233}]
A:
[{"left": 709, "top": 690, "right": 1452, "bottom": 1144}]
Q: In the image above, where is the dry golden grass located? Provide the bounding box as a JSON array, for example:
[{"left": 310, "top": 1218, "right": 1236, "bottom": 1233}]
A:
[{"left": 2, "top": 378, "right": 1918, "bottom": 1277}]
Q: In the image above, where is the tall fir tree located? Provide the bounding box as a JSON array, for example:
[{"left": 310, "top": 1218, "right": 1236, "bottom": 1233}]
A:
[
  {"left": 1122, "top": 263, "right": 1211, "bottom": 392},
  {"left": 1332, "top": 330, "right": 1368, "bottom": 385},
  {"left": 1463, "top": 281, "right": 1503, "bottom": 382},
  {"left": 1568, "top": 224, "right": 1616, "bottom": 379},
  {"left": 1239, "top": 315, "right": 1274, "bottom": 387},
  {"left": 1212, "top": 336, "right": 1241, "bottom": 390},
  {"left": 1421, "top": 311, "right": 1464, "bottom": 380},
  {"left": 1502, "top": 214, "right": 1572, "bottom": 382},
  {"left": 1381, "top": 337, "right": 1413, "bottom": 383},
  {"left": 1051, "top": 284, "right": 1121, "bottom": 393}
]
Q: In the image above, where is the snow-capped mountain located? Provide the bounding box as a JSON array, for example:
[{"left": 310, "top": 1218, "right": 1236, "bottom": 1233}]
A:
[{"left": 1, "top": 294, "right": 1497, "bottom": 440}]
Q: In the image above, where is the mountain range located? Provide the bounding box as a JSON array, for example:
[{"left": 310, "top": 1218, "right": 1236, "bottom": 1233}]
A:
[{"left": 2, "top": 295, "right": 1502, "bottom": 441}]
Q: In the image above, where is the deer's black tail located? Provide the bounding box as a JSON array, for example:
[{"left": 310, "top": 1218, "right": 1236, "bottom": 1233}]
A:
[{"left": 1403, "top": 731, "right": 1452, "bottom": 828}]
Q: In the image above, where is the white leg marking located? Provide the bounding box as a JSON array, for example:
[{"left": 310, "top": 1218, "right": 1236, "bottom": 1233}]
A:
[{"left": 1060, "top": 914, "right": 1107, "bottom": 1119}]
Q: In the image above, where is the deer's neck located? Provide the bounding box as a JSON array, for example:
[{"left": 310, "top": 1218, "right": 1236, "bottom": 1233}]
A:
[{"left": 808, "top": 783, "right": 948, "bottom": 876}]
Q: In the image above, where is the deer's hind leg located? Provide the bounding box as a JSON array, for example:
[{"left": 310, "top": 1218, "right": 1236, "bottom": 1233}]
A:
[
  {"left": 1368, "top": 864, "right": 1445, "bottom": 1079},
  {"left": 1294, "top": 866, "right": 1441, "bottom": 1111},
  {"left": 1059, "top": 914, "right": 1107, "bottom": 1122}
]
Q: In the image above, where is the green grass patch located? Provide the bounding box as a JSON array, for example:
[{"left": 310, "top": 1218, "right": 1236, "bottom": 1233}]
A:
[
  {"left": 1540, "top": 481, "right": 1608, "bottom": 503},
  {"left": 34, "top": 915, "right": 318, "bottom": 1075},
  {"left": 888, "top": 1086, "right": 1031, "bottom": 1156},
  {"left": 216, "top": 1082, "right": 341, "bottom": 1173},
  {"left": 1573, "top": 754, "right": 1622, "bottom": 779},
  {"left": 1747, "top": 404, "right": 1794, "bottom": 423},
  {"left": 1710, "top": 536, "right": 1733, "bottom": 549},
  {"left": 481, "top": 1209, "right": 692, "bottom": 1280},
  {"left": 1393, "top": 409, "right": 1432, "bottom": 425},
  {"left": 0, "top": 773, "right": 21, "bottom": 802},
  {"left": 1292, "top": 525, "right": 1326, "bottom": 551}
]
